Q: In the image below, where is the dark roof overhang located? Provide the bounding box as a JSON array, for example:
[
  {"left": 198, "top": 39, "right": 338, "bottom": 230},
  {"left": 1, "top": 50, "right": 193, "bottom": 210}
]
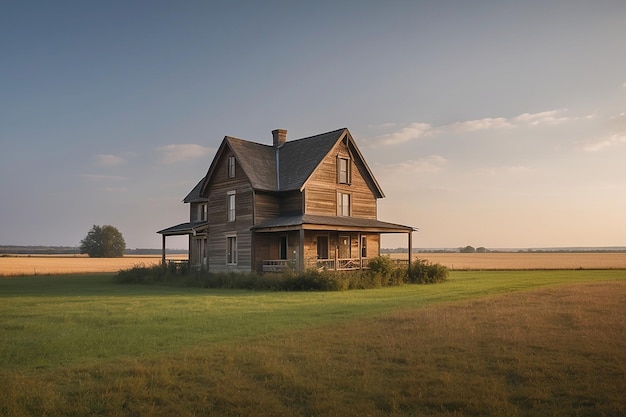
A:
[
  {"left": 251, "top": 214, "right": 416, "bottom": 234},
  {"left": 157, "top": 221, "right": 208, "bottom": 236}
]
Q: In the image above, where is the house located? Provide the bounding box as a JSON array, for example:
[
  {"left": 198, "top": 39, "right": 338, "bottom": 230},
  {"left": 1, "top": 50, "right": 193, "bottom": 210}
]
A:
[{"left": 158, "top": 128, "right": 416, "bottom": 273}]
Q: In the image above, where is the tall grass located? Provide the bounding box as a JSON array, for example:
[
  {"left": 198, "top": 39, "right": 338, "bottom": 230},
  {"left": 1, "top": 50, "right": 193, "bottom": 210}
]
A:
[
  {"left": 113, "top": 256, "right": 448, "bottom": 290},
  {"left": 1, "top": 270, "right": 625, "bottom": 416}
]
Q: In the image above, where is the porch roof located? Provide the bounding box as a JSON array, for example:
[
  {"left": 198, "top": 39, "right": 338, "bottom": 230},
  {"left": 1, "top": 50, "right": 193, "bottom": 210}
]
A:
[
  {"left": 157, "top": 221, "right": 207, "bottom": 236},
  {"left": 252, "top": 214, "right": 416, "bottom": 233}
]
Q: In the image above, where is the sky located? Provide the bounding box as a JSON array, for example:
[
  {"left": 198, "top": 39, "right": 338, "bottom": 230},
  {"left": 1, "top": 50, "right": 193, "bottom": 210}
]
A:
[{"left": 1, "top": 1, "right": 625, "bottom": 250}]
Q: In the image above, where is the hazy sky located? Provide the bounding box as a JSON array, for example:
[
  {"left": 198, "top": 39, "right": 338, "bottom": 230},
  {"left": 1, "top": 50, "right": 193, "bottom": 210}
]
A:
[{"left": 2, "top": 1, "right": 625, "bottom": 249}]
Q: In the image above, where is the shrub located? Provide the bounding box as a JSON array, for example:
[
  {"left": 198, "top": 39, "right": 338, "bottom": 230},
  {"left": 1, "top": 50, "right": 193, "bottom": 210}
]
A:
[
  {"left": 368, "top": 255, "right": 395, "bottom": 276},
  {"left": 114, "top": 264, "right": 163, "bottom": 284},
  {"left": 409, "top": 258, "right": 449, "bottom": 284},
  {"left": 115, "top": 258, "right": 447, "bottom": 291}
]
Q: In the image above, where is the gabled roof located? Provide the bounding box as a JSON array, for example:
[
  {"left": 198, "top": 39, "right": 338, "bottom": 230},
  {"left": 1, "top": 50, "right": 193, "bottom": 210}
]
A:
[
  {"left": 278, "top": 128, "right": 345, "bottom": 191},
  {"left": 183, "top": 178, "right": 206, "bottom": 203},
  {"left": 193, "top": 127, "right": 384, "bottom": 198},
  {"left": 226, "top": 137, "right": 277, "bottom": 191}
]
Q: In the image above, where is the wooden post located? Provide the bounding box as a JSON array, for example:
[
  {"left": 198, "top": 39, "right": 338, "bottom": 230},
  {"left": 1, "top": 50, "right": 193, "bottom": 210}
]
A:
[
  {"left": 162, "top": 234, "right": 166, "bottom": 266},
  {"left": 408, "top": 231, "right": 412, "bottom": 272},
  {"left": 298, "top": 229, "right": 305, "bottom": 271},
  {"left": 358, "top": 232, "right": 362, "bottom": 269}
]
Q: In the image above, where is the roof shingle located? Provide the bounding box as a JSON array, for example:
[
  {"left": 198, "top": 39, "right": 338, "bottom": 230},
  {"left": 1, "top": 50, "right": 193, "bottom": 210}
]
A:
[{"left": 188, "top": 127, "right": 382, "bottom": 198}]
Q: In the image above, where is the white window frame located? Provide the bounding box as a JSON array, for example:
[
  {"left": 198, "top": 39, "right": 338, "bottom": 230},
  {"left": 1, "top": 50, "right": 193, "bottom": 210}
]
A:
[
  {"left": 338, "top": 192, "right": 351, "bottom": 217},
  {"left": 227, "top": 190, "right": 236, "bottom": 222},
  {"left": 338, "top": 157, "right": 351, "bottom": 184},
  {"left": 226, "top": 234, "right": 237, "bottom": 265}
]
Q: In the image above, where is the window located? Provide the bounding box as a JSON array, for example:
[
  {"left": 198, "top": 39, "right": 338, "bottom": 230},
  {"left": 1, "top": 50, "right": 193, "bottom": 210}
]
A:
[
  {"left": 227, "top": 191, "right": 236, "bottom": 222},
  {"left": 338, "top": 192, "right": 350, "bottom": 216},
  {"left": 198, "top": 203, "right": 207, "bottom": 221},
  {"left": 226, "top": 235, "right": 237, "bottom": 265},
  {"left": 338, "top": 157, "right": 350, "bottom": 184},
  {"left": 228, "top": 156, "right": 236, "bottom": 178}
]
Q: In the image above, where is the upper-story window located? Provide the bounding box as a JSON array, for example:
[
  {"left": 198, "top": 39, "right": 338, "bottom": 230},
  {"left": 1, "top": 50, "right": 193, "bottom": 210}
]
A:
[
  {"left": 338, "top": 157, "right": 351, "bottom": 184},
  {"left": 338, "top": 192, "right": 351, "bottom": 217},
  {"left": 227, "top": 190, "right": 236, "bottom": 222},
  {"left": 198, "top": 203, "right": 207, "bottom": 221},
  {"left": 228, "top": 156, "right": 236, "bottom": 178}
]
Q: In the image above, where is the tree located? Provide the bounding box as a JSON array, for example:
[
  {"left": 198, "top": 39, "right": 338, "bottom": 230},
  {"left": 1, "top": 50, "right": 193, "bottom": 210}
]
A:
[
  {"left": 80, "top": 225, "right": 126, "bottom": 257},
  {"left": 460, "top": 245, "right": 476, "bottom": 253}
]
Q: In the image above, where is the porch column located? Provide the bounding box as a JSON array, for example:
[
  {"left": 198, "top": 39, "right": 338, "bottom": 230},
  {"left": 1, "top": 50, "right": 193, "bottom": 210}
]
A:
[
  {"left": 408, "top": 231, "right": 413, "bottom": 270},
  {"left": 298, "top": 228, "right": 305, "bottom": 271},
  {"left": 161, "top": 234, "right": 166, "bottom": 266},
  {"left": 358, "top": 232, "right": 362, "bottom": 269}
]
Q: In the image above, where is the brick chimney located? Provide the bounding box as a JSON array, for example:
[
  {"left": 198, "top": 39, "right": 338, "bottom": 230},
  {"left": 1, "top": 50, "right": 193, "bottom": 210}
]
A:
[{"left": 272, "top": 129, "right": 287, "bottom": 147}]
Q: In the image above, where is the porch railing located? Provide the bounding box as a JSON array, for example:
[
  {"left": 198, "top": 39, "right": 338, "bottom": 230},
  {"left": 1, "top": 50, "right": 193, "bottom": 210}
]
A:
[
  {"left": 263, "top": 258, "right": 371, "bottom": 272},
  {"left": 307, "top": 258, "right": 370, "bottom": 271},
  {"left": 262, "top": 259, "right": 294, "bottom": 272},
  {"left": 165, "top": 259, "right": 189, "bottom": 273}
]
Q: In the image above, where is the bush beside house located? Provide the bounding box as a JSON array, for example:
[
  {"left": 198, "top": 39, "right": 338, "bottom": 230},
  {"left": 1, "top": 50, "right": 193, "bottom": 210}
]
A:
[{"left": 115, "top": 256, "right": 448, "bottom": 291}]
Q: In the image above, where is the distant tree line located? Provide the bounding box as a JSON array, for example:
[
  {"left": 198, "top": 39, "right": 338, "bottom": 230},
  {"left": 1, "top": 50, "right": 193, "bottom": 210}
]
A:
[
  {"left": 381, "top": 246, "right": 626, "bottom": 254},
  {"left": 0, "top": 245, "right": 187, "bottom": 255},
  {"left": 0, "top": 246, "right": 81, "bottom": 255}
]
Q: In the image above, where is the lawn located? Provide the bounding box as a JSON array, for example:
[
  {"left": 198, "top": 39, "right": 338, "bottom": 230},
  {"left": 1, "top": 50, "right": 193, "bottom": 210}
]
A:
[{"left": 1, "top": 270, "right": 625, "bottom": 416}]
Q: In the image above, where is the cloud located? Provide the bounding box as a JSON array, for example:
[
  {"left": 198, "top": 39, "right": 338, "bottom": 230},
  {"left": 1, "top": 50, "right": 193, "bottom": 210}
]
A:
[
  {"left": 156, "top": 144, "right": 214, "bottom": 164},
  {"left": 371, "top": 123, "right": 432, "bottom": 146},
  {"left": 377, "top": 155, "right": 447, "bottom": 174},
  {"left": 582, "top": 134, "right": 626, "bottom": 152},
  {"left": 449, "top": 117, "right": 515, "bottom": 133},
  {"left": 95, "top": 154, "right": 126, "bottom": 167},
  {"left": 370, "top": 109, "right": 575, "bottom": 147},
  {"left": 513, "top": 110, "right": 569, "bottom": 126}
]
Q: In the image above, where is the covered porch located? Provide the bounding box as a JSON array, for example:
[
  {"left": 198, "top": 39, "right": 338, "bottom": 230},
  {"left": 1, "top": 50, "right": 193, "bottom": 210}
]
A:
[
  {"left": 252, "top": 214, "right": 415, "bottom": 273},
  {"left": 156, "top": 221, "right": 207, "bottom": 270}
]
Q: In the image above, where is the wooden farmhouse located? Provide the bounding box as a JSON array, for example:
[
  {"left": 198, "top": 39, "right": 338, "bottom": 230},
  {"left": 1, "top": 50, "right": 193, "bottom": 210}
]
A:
[{"left": 158, "top": 128, "right": 415, "bottom": 273}]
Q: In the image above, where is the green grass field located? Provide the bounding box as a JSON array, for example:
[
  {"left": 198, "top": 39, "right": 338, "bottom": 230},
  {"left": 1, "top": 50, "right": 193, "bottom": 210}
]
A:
[{"left": 1, "top": 270, "right": 625, "bottom": 416}]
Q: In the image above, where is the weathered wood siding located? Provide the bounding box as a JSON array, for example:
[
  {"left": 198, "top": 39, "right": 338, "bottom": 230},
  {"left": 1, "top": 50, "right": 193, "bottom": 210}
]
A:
[
  {"left": 253, "top": 231, "right": 300, "bottom": 272},
  {"left": 304, "top": 139, "right": 377, "bottom": 218},
  {"left": 253, "top": 191, "right": 302, "bottom": 225},
  {"left": 206, "top": 149, "right": 254, "bottom": 272},
  {"left": 279, "top": 191, "right": 303, "bottom": 216},
  {"left": 253, "top": 233, "right": 272, "bottom": 272},
  {"left": 189, "top": 201, "right": 208, "bottom": 222},
  {"left": 254, "top": 192, "right": 280, "bottom": 225}
]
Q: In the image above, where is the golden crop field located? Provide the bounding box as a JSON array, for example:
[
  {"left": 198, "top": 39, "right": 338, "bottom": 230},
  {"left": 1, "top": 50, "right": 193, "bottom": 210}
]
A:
[
  {"left": 2, "top": 252, "right": 626, "bottom": 276},
  {"left": 393, "top": 252, "right": 626, "bottom": 270},
  {"left": 0, "top": 254, "right": 188, "bottom": 276}
]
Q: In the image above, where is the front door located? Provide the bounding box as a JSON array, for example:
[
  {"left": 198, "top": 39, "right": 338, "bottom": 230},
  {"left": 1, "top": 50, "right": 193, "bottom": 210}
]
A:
[
  {"left": 339, "top": 235, "right": 351, "bottom": 259},
  {"left": 279, "top": 236, "right": 288, "bottom": 260}
]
